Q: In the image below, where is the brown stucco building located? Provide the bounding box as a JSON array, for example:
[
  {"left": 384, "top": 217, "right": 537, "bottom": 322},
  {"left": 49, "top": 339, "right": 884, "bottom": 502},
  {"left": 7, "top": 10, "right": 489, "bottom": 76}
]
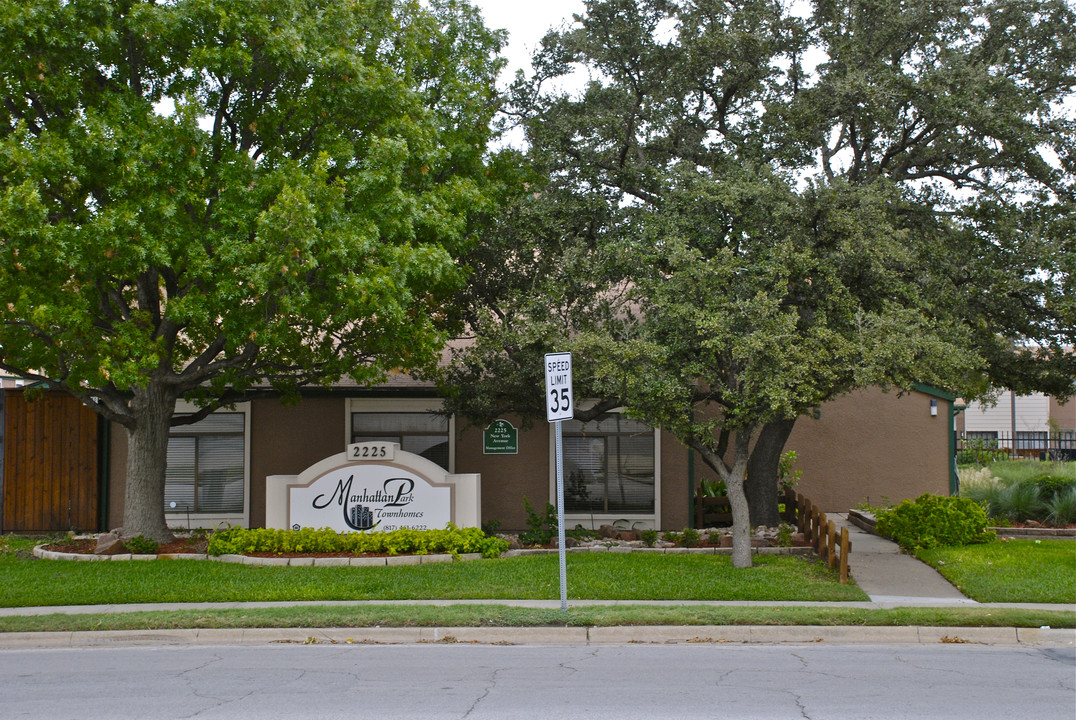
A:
[
  {"left": 95, "top": 385, "right": 955, "bottom": 533},
  {"left": 1, "top": 381, "right": 956, "bottom": 533}
]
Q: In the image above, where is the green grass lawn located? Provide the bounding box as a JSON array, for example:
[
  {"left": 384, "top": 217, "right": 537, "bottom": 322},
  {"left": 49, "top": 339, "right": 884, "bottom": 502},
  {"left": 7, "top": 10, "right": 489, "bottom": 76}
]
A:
[
  {"left": 915, "top": 539, "right": 1076, "bottom": 604},
  {"left": 0, "top": 551, "right": 867, "bottom": 607},
  {"left": 3, "top": 534, "right": 1073, "bottom": 632}
]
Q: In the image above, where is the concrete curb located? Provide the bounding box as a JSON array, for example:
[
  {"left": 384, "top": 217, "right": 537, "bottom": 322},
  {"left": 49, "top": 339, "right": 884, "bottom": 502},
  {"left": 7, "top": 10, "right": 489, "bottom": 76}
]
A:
[{"left": 0, "top": 625, "right": 1071, "bottom": 650}]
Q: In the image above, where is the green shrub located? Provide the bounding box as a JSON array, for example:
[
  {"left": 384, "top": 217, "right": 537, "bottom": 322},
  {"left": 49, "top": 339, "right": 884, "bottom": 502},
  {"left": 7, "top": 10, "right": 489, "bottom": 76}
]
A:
[
  {"left": 519, "top": 497, "right": 557, "bottom": 546},
  {"left": 875, "top": 494, "right": 996, "bottom": 550},
  {"left": 639, "top": 529, "right": 658, "bottom": 547},
  {"left": 1027, "top": 474, "right": 1076, "bottom": 501},
  {"left": 1044, "top": 488, "right": 1076, "bottom": 527},
  {"left": 566, "top": 524, "right": 598, "bottom": 541},
  {"left": 699, "top": 479, "right": 727, "bottom": 497},
  {"left": 678, "top": 527, "right": 701, "bottom": 548},
  {"left": 126, "top": 534, "right": 159, "bottom": 555},
  {"left": 778, "top": 451, "right": 802, "bottom": 491},
  {"left": 206, "top": 525, "right": 509, "bottom": 559},
  {"left": 956, "top": 439, "right": 1009, "bottom": 466}
]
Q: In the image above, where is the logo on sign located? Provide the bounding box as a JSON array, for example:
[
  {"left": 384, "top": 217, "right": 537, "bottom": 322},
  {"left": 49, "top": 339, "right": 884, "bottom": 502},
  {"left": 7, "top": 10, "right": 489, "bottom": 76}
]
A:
[
  {"left": 311, "top": 474, "right": 418, "bottom": 531},
  {"left": 289, "top": 464, "right": 451, "bottom": 533}
]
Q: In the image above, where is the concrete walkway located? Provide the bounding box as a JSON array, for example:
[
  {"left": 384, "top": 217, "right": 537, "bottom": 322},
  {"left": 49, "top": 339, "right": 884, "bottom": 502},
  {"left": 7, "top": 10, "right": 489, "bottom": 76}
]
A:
[{"left": 831, "top": 514, "right": 976, "bottom": 605}]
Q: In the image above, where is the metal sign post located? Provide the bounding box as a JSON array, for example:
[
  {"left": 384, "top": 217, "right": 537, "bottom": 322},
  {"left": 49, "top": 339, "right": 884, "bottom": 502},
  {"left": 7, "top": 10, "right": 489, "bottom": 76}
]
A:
[{"left": 544, "top": 352, "right": 573, "bottom": 611}]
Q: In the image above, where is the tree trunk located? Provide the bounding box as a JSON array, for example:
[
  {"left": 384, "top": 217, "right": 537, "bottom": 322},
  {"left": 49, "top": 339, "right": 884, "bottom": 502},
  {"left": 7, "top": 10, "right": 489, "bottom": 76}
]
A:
[
  {"left": 693, "top": 427, "right": 756, "bottom": 568},
  {"left": 121, "top": 381, "right": 177, "bottom": 542},
  {"left": 725, "top": 429, "right": 754, "bottom": 568},
  {"left": 745, "top": 418, "right": 797, "bottom": 527}
]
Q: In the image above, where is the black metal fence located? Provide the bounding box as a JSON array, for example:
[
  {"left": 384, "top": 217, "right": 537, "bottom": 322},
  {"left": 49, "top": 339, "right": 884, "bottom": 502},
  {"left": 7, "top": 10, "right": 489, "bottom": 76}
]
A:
[{"left": 958, "top": 431, "right": 1076, "bottom": 462}]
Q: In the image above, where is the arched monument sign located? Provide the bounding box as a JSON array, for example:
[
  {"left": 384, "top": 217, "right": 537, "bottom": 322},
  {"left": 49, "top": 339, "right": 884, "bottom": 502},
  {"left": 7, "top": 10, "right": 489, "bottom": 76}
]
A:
[{"left": 265, "top": 442, "right": 481, "bottom": 532}]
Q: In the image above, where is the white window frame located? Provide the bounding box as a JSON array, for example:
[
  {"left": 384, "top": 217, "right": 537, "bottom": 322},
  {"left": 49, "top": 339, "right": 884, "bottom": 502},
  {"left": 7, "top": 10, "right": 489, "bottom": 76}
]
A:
[
  {"left": 549, "top": 406, "right": 661, "bottom": 531},
  {"left": 345, "top": 397, "right": 455, "bottom": 473},
  {"left": 165, "top": 400, "right": 251, "bottom": 530}
]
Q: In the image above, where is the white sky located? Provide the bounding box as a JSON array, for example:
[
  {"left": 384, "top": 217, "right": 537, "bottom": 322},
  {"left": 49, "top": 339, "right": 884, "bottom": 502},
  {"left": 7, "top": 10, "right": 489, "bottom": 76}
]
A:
[{"left": 470, "top": 1, "right": 586, "bottom": 83}]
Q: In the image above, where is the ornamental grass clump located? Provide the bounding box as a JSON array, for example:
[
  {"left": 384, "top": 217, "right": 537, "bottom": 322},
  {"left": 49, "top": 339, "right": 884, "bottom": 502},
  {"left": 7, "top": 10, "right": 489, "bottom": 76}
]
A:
[
  {"left": 959, "top": 469, "right": 1076, "bottom": 527},
  {"left": 996, "top": 481, "right": 1045, "bottom": 524},
  {"left": 1045, "top": 488, "right": 1076, "bottom": 527},
  {"left": 875, "top": 494, "right": 996, "bottom": 550}
]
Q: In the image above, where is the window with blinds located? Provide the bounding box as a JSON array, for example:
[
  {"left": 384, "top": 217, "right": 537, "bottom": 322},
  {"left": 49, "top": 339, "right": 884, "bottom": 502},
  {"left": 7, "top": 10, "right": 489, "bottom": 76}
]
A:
[
  {"left": 351, "top": 412, "right": 450, "bottom": 470},
  {"left": 165, "top": 413, "right": 245, "bottom": 515},
  {"left": 563, "top": 414, "right": 655, "bottom": 514}
]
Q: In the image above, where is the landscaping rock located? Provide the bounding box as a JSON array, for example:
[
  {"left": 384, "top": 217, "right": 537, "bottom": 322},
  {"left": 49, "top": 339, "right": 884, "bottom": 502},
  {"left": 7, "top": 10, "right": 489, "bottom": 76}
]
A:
[{"left": 94, "top": 532, "right": 125, "bottom": 555}]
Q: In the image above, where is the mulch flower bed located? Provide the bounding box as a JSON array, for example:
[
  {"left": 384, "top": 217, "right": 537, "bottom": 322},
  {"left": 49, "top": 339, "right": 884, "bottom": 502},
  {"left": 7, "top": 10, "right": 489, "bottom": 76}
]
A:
[{"left": 43, "top": 536, "right": 209, "bottom": 555}]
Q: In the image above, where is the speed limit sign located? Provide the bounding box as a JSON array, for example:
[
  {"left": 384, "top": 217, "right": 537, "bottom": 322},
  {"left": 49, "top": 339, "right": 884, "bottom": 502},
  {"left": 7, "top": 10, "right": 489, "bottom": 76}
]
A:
[
  {"left": 544, "top": 352, "right": 573, "bottom": 422},
  {"left": 544, "top": 351, "right": 573, "bottom": 610}
]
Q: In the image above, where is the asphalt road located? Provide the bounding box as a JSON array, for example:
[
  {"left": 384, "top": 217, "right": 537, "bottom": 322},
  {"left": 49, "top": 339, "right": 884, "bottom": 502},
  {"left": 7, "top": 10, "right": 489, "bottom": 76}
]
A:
[{"left": 2, "top": 643, "right": 1073, "bottom": 720}]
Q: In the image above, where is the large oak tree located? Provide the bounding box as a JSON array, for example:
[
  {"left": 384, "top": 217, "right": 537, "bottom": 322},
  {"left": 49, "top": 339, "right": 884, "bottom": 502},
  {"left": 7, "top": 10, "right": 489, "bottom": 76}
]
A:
[
  {"left": 443, "top": 0, "right": 1075, "bottom": 567},
  {"left": 0, "top": 0, "right": 504, "bottom": 540}
]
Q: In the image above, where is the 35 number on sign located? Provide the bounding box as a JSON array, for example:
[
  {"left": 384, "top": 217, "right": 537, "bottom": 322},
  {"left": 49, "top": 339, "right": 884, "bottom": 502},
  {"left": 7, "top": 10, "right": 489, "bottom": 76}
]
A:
[{"left": 550, "top": 387, "right": 570, "bottom": 414}]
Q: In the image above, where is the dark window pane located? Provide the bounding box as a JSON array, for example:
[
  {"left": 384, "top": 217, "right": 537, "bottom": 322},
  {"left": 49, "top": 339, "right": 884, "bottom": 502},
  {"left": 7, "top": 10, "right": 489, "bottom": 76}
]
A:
[
  {"left": 563, "top": 414, "right": 654, "bottom": 514},
  {"left": 351, "top": 412, "right": 450, "bottom": 470},
  {"left": 166, "top": 414, "right": 245, "bottom": 515}
]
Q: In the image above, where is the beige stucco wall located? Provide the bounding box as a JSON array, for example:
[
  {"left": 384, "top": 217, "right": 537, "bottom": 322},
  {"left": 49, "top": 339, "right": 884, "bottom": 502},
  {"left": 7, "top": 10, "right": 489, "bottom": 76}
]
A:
[{"left": 787, "top": 388, "right": 950, "bottom": 512}]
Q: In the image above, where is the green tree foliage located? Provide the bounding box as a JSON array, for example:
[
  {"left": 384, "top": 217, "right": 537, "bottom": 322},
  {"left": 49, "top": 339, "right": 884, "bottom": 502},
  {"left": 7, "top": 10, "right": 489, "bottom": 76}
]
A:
[
  {"left": 0, "top": 0, "right": 504, "bottom": 540},
  {"left": 443, "top": 0, "right": 1074, "bottom": 566}
]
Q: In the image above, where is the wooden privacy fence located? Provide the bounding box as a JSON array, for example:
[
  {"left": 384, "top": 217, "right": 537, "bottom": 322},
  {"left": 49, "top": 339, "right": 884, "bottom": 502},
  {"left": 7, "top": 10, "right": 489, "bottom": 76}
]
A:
[
  {"left": 792, "top": 492, "right": 851, "bottom": 583},
  {"left": 1, "top": 389, "right": 100, "bottom": 533}
]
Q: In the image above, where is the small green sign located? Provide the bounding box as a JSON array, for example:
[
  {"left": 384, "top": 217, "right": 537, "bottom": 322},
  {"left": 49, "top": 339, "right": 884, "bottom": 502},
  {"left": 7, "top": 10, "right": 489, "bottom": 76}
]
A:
[{"left": 483, "top": 419, "right": 518, "bottom": 455}]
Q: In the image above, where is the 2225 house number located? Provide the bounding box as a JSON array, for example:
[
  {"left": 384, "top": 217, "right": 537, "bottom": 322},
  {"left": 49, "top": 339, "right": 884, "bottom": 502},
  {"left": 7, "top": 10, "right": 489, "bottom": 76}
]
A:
[{"left": 348, "top": 442, "right": 395, "bottom": 461}]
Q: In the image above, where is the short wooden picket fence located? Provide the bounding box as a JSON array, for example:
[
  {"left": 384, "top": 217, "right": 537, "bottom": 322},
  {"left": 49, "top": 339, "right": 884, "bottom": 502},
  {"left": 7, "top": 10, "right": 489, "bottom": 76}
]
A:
[
  {"left": 692, "top": 489, "right": 851, "bottom": 583},
  {"left": 792, "top": 492, "right": 851, "bottom": 583}
]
